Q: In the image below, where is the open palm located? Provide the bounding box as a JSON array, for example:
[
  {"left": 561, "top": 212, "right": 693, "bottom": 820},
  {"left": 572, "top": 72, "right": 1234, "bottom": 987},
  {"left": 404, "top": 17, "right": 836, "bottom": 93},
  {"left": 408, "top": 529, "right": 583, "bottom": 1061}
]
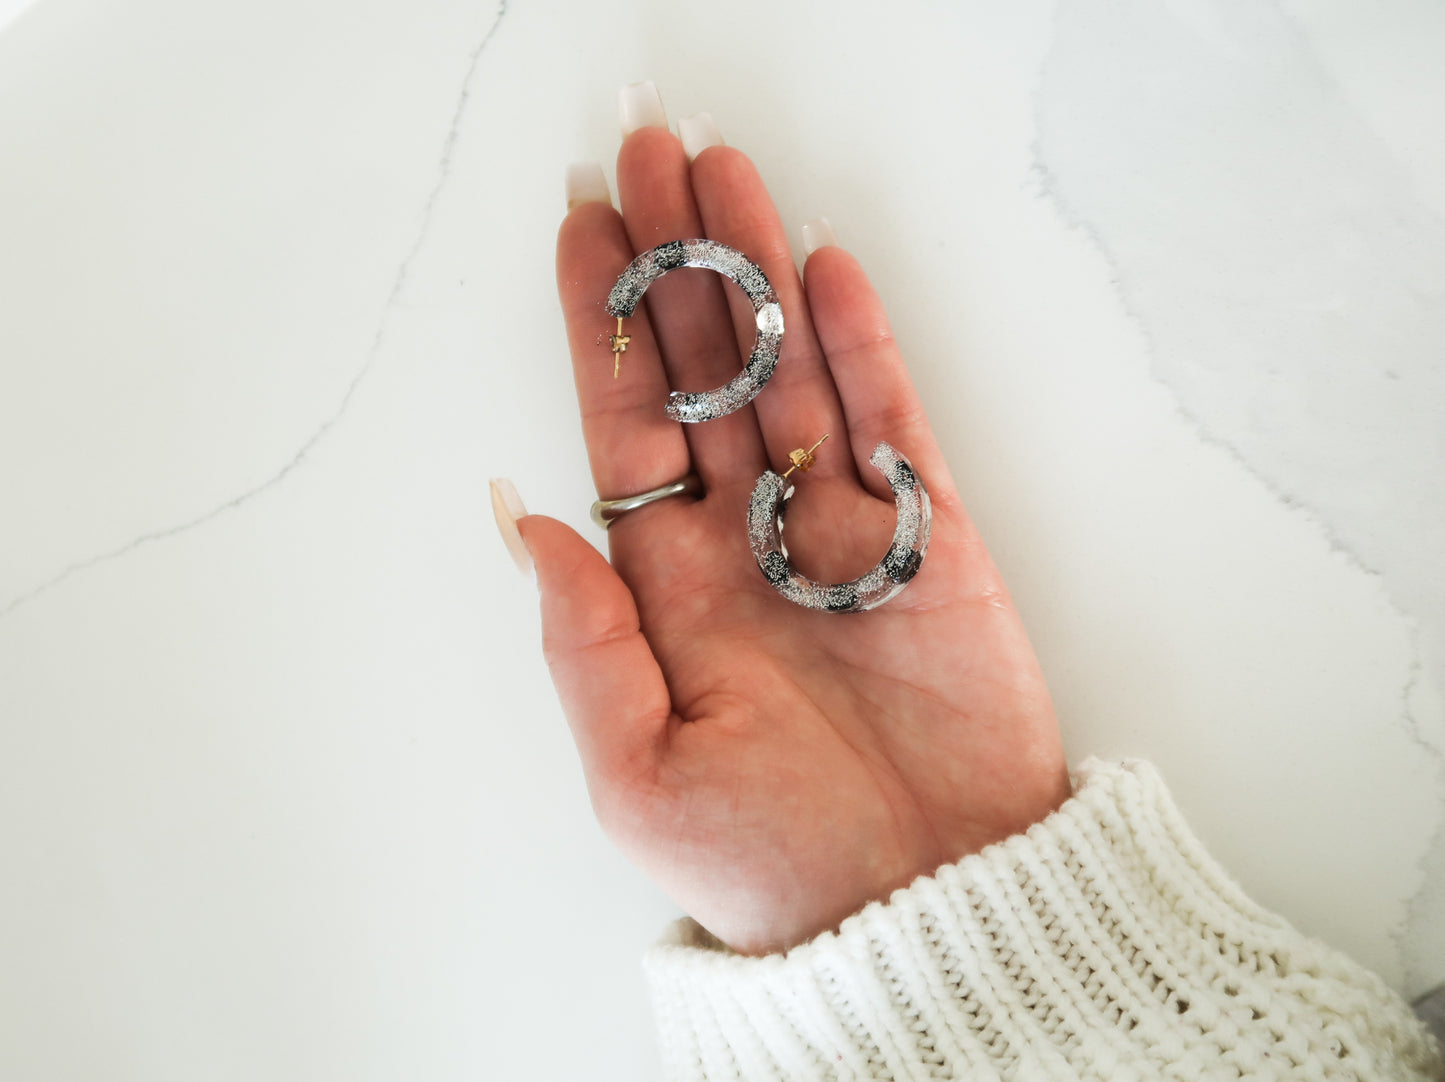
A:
[{"left": 518, "top": 119, "right": 1068, "bottom": 954}]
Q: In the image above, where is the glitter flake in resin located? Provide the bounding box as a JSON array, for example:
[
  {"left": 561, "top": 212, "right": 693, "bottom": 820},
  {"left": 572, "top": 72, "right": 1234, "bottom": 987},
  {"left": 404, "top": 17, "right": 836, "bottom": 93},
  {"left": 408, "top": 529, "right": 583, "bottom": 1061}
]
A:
[
  {"left": 747, "top": 442, "right": 932, "bottom": 613},
  {"left": 606, "top": 239, "right": 783, "bottom": 423}
]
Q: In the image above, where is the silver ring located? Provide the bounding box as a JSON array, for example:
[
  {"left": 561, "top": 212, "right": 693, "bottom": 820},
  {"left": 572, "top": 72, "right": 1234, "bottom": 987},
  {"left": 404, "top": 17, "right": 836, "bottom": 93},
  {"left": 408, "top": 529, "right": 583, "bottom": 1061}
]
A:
[{"left": 590, "top": 473, "right": 703, "bottom": 530}]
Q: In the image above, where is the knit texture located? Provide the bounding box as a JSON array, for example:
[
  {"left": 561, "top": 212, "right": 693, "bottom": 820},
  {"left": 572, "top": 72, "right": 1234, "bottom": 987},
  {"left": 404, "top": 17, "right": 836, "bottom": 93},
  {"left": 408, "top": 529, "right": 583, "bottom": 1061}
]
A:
[{"left": 645, "top": 760, "right": 1445, "bottom": 1081}]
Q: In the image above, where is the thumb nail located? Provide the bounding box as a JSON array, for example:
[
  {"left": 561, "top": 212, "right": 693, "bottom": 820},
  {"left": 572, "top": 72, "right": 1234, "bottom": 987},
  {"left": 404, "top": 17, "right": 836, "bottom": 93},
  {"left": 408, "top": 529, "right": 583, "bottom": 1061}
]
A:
[{"left": 489, "top": 477, "right": 534, "bottom": 581}]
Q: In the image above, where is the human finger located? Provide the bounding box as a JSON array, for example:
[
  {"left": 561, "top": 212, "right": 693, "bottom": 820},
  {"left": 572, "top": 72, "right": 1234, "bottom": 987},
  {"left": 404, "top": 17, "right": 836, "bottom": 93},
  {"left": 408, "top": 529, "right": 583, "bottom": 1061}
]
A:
[
  {"left": 688, "top": 140, "right": 856, "bottom": 485},
  {"left": 802, "top": 236, "right": 956, "bottom": 502},
  {"left": 557, "top": 169, "right": 690, "bottom": 503},
  {"left": 514, "top": 509, "right": 673, "bottom": 799},
  {"left": 614, "top": 85, "right": 766, "bottom": 489}
]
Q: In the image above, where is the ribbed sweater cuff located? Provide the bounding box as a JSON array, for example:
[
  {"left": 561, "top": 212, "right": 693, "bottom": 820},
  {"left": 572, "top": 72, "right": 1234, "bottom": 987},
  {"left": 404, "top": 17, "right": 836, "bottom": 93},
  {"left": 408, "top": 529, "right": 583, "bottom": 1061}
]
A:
[{"left": 644, "top": 759, "right": 1443, "bottom": 1081}]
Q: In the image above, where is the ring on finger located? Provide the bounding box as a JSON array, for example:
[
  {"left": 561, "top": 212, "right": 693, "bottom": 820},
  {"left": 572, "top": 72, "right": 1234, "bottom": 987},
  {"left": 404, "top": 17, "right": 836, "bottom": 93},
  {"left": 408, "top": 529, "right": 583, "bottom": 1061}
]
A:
[{"left": 590, "top": 473, "right": 704, "bottom": 530}]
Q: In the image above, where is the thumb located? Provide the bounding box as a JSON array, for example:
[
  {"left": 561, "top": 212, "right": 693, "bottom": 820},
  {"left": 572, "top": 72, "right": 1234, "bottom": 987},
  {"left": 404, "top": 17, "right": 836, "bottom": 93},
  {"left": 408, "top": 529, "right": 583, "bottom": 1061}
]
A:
[{"left": 491, "top": 480, "right": 671, "bottom": 793}]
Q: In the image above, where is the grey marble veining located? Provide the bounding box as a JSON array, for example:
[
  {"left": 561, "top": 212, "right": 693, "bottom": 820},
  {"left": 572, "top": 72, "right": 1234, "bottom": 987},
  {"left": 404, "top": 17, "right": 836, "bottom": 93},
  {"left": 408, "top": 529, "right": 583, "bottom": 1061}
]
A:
[
  {"left": 0, "top": 1, "right": 512, "bottom": 620},
  {"left": 2, "top": 2, "right": 1442, "bottom": 1078},
  {"left": 1035, "top": 0, "right": 1445, "bottom": 994}
]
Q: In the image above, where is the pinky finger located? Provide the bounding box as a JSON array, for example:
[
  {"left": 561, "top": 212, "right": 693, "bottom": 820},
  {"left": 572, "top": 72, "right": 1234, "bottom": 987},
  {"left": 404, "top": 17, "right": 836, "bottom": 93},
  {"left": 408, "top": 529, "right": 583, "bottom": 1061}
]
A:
[{"left": 803, "top": 238, "right": 955, "bottom": 503}]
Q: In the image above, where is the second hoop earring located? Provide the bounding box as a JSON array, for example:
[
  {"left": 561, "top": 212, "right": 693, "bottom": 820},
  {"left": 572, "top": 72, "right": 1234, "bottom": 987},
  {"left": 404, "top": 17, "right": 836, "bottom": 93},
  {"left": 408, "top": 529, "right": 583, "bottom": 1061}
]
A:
[
  {"left": 747, "top": 439, "right": 932, "bottom": 613},
  {"left": 607, "top": 239, "right": 783, "bottom": 423}
]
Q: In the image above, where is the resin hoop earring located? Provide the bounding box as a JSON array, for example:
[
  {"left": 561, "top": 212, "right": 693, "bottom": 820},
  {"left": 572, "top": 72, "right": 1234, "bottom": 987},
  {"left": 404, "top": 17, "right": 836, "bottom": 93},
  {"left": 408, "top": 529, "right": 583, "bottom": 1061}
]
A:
[
  {"left": 606, "top": 239, "right": 783, "bottom": 423},
  {"left": 748, "top": 441, "right": 932, "bottom": 613}
]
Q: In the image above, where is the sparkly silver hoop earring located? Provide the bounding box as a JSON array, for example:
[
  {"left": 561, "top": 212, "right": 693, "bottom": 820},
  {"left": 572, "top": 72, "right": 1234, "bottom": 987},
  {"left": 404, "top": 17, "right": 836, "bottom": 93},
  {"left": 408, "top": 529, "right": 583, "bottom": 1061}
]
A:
[
  {"left": 748, "top": 438, "right": 932, "bottom": 613},
  {"left": 606, "top": 239, "right": 783, "bottom": 423}
]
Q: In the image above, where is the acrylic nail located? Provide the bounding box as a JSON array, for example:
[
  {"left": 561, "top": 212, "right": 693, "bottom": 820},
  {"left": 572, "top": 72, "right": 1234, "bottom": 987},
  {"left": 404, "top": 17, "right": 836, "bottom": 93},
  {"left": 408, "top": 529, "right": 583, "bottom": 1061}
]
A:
[
  {"left": 619, "top": 80, "right": 667, "bottom": 136},
  {"left": 678, "top": 112, "right": 722, "bottom": 161},
  {"left": 801, "top": 217, "right": 838, "bottom": 257},
  {"left": 565, "top": 161, "right": 611, "bottom": 210},
  {"left": 489, "top": 477, "right": 534, "bottom": 580}
]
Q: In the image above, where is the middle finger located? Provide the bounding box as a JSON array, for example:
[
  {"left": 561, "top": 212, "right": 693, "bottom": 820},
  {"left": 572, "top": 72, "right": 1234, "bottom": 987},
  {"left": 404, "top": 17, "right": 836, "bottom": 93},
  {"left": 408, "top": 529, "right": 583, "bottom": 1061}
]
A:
[{"left": 615, "top": 105, "right": 766, "bottom": 491}]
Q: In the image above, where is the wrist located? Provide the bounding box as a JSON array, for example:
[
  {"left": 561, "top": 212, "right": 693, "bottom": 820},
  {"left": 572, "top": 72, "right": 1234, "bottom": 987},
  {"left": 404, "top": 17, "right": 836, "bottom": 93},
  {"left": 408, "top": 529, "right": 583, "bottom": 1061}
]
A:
[{"left": 644, "top": 760, "right": 1441, "bottom": 1081}]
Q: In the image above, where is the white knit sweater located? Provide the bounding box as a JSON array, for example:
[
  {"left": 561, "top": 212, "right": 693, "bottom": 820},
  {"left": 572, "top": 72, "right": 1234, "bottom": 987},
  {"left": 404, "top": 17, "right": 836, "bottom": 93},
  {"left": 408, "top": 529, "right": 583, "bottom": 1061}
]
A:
[{"left": 645, "top": 760, "right": 1445, "bottom": 1080}]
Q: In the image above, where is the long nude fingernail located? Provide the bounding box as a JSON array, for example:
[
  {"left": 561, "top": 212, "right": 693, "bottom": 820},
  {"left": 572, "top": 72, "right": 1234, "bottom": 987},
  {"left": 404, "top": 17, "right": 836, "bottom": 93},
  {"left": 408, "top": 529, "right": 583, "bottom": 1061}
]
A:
[
  {"left": 619, "top": 80, "right": 667, "bottom": 136},
  {"left": 801, "top": 217, "right": 838, "bottom": 256},
  {"left": 489, "top": 478, "right": 534, "bottom": 580},
  {"left": 565, "top": 161, "right": 611, "bottom": 210},
  {"left": 678, "top": 112, "right": 722, "bottom": 160}
]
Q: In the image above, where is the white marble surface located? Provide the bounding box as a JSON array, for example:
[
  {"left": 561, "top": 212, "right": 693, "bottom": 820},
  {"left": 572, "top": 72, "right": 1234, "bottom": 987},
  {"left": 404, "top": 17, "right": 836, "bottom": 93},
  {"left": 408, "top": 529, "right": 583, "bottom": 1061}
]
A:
[{"left": 0, "top": 1, "right": 1441, "bottom": 1078}]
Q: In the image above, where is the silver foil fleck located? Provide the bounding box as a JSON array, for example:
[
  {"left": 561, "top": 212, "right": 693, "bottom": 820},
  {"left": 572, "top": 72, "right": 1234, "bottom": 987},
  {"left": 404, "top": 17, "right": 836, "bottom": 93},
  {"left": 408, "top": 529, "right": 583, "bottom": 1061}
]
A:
[
  {"left": 747, "top": 442, "right": 933, "bottom": 613},
  {"left": 606, "top": 239, "right": 783, "bottom": 423}
]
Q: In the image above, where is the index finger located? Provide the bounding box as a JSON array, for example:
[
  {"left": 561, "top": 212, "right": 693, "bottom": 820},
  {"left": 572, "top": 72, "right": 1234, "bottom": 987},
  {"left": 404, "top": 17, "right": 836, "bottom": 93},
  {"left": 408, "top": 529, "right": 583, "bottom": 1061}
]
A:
[{"left": 557, "top": 177, "right": 692, "bottom": 503}]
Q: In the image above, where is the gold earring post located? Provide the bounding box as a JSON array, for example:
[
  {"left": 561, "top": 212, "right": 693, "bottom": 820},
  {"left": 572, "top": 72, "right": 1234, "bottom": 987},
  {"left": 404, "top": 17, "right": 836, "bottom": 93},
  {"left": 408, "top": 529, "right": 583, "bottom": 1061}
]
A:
[
  {"left": 609, "top": 316, "right": 630, "bottom": 379},
  {"left": 782, "top": 434, "right": 830, "bottom": 478}
]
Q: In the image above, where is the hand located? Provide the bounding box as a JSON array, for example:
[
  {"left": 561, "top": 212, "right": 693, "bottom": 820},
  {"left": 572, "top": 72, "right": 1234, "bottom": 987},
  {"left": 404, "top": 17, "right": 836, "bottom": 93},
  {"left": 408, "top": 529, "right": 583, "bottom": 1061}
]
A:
[{"left": 516, "top": 110, "right": 1069, "bottom": 955}]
